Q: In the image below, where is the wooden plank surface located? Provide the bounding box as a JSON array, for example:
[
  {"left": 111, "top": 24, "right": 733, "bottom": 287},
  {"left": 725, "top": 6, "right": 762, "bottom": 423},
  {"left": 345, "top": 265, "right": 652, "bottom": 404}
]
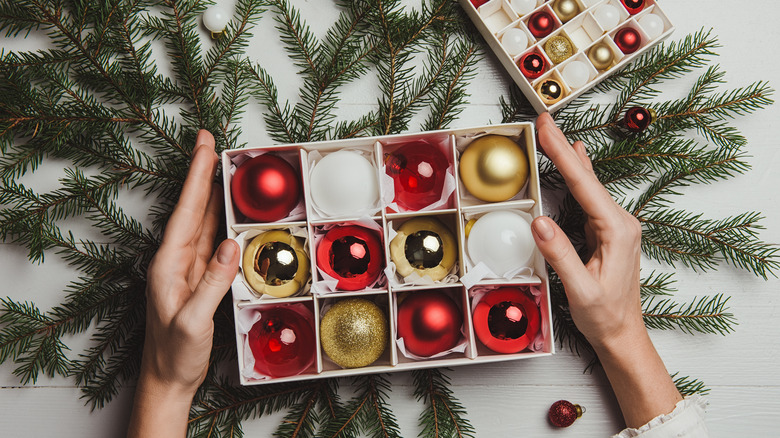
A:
[{"left": 1, "top": 0, "right": 779, "bottom": 436}]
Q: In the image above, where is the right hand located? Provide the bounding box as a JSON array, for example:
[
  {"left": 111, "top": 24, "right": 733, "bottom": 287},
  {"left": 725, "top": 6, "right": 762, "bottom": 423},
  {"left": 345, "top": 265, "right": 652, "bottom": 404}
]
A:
[{"left": 530, "top": 113, "right": 646, "bottom": 351}]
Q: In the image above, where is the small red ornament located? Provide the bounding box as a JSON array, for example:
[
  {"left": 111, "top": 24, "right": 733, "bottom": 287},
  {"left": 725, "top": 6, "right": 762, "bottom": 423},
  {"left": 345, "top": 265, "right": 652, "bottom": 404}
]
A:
[
  {"left": 620, "top": 0, "right": 644, "bottom": 14},
  {"left": 386, "top": 140, "right": 450, "bottom": 211},
  {"left": 624, "top": 106, "right": 657, "bottom": 132},
  {"left": 614, "top": 27, "right": 642, "bottom": 54},
  {"left": 316, "top": 225, "right": 384, "bottom": 291},
  {"left": 473, "top": 287, "right": 540, "bottom": 353},
  {"left": 518, "top": 53, "right": 547, "bottom": 79},
  {"left": 397, "top": 290, "right": 463, "bottom": 357},
  {"left": 248, "top": 306, "right": 316, "bottom": 378},
  {"left": 527, "top": 11, "right": 556, "bottom": 39},
  {"left": 231, "top": 154, "right": 301, "bottom": 223},
  {"left": 548, "top": 400, "right": 584, "bottom": 427}
]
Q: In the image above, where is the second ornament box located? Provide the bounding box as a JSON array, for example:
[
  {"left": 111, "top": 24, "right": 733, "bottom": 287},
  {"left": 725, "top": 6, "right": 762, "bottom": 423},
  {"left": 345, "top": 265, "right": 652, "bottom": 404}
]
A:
[{"left": 223, "top": 123, "right": 554, "bottom": 386}]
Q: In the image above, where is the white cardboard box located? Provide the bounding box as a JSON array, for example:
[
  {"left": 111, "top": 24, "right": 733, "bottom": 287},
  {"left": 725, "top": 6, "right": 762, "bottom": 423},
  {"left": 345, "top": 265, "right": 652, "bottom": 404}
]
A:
[
  {"left": 222, "top": 123, "right": 554, "bottom": 386},
  {"left": 461, "top": 0, "right": 675, "bottom": 113}
]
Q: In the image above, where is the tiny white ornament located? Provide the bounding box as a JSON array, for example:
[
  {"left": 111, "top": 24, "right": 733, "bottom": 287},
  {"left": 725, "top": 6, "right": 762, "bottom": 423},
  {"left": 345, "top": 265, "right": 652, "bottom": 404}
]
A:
[
  {"left": 501, "top": 28, "right": 529, "bottom": 56},
  {"left": 638, "top": 14, "right": 664, "bottom": 39},
  {"left": 562, "top": 60, "right": 590, "bottom": 89},
  {"left": 203, "top": 5, "right": 230, "bottom": 38},
  {"left": 593, "top": 4, "right": 620, "bottom": 31}
]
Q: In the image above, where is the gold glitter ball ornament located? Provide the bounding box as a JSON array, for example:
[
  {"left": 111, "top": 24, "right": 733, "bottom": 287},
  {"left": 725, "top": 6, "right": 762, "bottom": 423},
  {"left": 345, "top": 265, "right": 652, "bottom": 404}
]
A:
[
  {"left": 242, "top": 230, "right": 310, "bottom": 297},
  {"left": 552, "top": 0, "right": 580, "bottom": 23},
  {"left": 544, "top": 35, "right": 575, "bottom": 64},
  {"left": 320, "top": 298, "right": 388, "bottom": 368},
  {"left": 458, "top": 135, "right": 530, "bottom": 202},
  {"left": 537, "top": 79, "right": 564, "bottom": 105},
  {"left": 588, "top": 42, "right": 614, "bottom": 70}
]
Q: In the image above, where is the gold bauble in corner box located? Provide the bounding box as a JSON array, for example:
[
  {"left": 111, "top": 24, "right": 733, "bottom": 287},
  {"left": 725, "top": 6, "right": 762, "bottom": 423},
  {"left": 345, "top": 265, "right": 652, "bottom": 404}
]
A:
[{"left": 459, "top": 135, "right": 529, "bottom": 202}]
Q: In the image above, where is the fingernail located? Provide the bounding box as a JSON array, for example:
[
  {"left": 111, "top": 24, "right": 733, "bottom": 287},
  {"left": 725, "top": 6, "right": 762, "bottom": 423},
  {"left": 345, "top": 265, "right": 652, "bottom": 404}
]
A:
[
  {"left": 217, "top": 240, "right": 237, "bottom": 264},
  {"left": 533, "top": 217, "right": 555, "bottom": 242},
  {"left": 196, "top": 129, "right": 211, "bottom": 149}
]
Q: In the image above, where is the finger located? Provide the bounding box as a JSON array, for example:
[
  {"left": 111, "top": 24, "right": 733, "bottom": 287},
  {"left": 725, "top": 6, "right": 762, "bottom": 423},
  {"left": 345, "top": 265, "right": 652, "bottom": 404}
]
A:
[
  {"left": 185, "top": 239, "right": 240, "bottom": 323},
  {"left": 531, "top": 216, "right": 592, "bottom": 293},
  {"left": 536, "top": 114, "right": 615, "bottom": 220},
  {"left": 192, "top": 186, "right": 224, "bottom": 283},
  {"left": 163, "top": 130, "right": 218, "bottom": 247},
  {"left": 572, "top": 141, "right": 593, "bottom": 172}
]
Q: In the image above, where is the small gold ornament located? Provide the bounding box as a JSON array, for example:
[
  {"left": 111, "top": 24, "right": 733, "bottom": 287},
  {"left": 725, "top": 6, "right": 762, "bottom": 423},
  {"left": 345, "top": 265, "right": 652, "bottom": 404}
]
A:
[
  {"left": 552, "top": 0, "right": 580, "bottom": 23},
  {"left": 242, "top": 230, "right": 310, "bottom": 298},
  {"left": 544, "top": 35, "right": 575, "bottom": 64},
  {"left": 320, "top": 298, "right": 388, "bottom": 368},
  {"left": 536, "top": 79, "right": 564, "bottom": 105},
  {"left": 588, "top": 42, "right": 614, "bottom": 70},
  {"left": 459, "top": 135, "right": 530, "bottom": 202},
  {"left": 390, "top": 217, "right": 457, "bottom": 281}
]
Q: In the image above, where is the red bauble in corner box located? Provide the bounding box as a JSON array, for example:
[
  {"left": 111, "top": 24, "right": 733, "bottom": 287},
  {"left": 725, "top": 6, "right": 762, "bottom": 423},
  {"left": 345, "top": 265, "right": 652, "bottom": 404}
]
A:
[
  {"left": 316, "top": 225, "right": 384, "bottom": 291},
  {"left": 473, "top": 287, "right": 540, "bottom": 354},
  {"left": 248, "top": 306, "right": 316, "bottom": 378},
  {"left": 385, "top": 140, "right": 450, "bottom": 211},
  {"left": 397, "top": 290, "right": 463, "bottom": 357},
  {"left": 231, "top": 154, "right": 301, "bottom": 223}
]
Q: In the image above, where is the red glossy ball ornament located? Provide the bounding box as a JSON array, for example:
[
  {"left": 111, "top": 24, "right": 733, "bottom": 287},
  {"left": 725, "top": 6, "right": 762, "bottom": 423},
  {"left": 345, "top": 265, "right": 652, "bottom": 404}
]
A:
[
  {"left": 386, "top": 140, "right": 450, "bottom": 211},
  {"left": 527, "top": 11, "right": 556, "bottom": 39},
  {"left": 473, "top": 287, "right": 540, "bottom": 353},
  {"left": 397, "top": 290, "right": 463, "bottom": 357},
  {"left": 231, "top": 154, "right": 301, "bottom": 222},
  {"left": 620, "top": 0, "right": 644, "bottom": 14},
  {"left": 519, "top": 53, "right": 547, "bottom": 79},
  {"left": 470, "top": 0, "right": 490, "bottom": 7},
  {"left": 316, "top": 225, "right": 384, "bottom": 291},
  {"left": 549, "top": 400, "right": 584, "bottom": 427},
  {"left": 615, "top": 27, "right": 641, "bottom": 54},
  {"left": 248, "top": 306, "right": 316, "bottom": 378},
  {"left": 624, "top": 106, "right": 657, "bottom": 132}
]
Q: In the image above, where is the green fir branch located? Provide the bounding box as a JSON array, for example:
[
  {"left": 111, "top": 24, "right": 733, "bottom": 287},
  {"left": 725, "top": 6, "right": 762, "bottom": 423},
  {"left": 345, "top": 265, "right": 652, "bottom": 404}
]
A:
[
  {"left": 320, "top": 374, "right": 401, "bottom": 438},
  {"left": 413, "top": 368, "right": 475, "bottom": 438},
  {"left": 643, "top": 295, "right": 736, "bottom": 335},
  {"left": 671, "top": 373, "right": 710, "bottom": 396}
]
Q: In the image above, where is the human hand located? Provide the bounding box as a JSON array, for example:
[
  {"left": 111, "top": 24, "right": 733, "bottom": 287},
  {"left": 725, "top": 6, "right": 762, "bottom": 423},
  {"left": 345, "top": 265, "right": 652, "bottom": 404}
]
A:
[
  {"left": 129, "top": 130, "right": 239, "bottom": 437},
  {"left": 531, "top": 113, "right": 644, "bottom": 351}
]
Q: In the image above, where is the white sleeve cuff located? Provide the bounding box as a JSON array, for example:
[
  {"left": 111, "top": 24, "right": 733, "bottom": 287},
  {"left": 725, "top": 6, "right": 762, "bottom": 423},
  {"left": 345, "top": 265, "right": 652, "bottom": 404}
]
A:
[{"left": 612, "top": 395, "right": 709, "bottom": 438}]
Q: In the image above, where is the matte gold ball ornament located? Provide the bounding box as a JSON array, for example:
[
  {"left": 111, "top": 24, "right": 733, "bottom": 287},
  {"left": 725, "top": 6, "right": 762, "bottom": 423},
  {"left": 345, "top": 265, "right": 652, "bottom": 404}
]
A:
[
  {"left": 588, "top": 42, "right": 614, "bottom": 70},
  {"left": 544, "top": 35, "right": 574, "bottom": 64},
  {"left": 536, "top": 79, "right": 564, "bottom": 105},
  {"left": 459, "top": 135, "right": 530, "bottom": 202},
  {"left": 242, "top": 230, "right": 310, "bottom": 297},
  {"left": 552, "top": 0, "right": 580, "bottom": 23},
  {"left": 320, "top": 298, "right": 388, "bottom": 368},
  {"left": 390, "top": 217, "right": 457, "bottom": 281}
]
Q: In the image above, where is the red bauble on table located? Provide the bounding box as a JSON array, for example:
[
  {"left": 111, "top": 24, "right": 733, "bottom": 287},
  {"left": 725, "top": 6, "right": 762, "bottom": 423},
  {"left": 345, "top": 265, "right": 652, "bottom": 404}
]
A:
[
  {"left": 548, "top": 400, "right": 584, "bottom": 427},
  {"left": 316, "top": 225, "right": 384, "bottom": 291},
  {"left": 231, "top": 154, "right": 301, "bottom": 222},
  {"left": 527, "top": 11, "right": 556, "bottom": 39},
  {"left": 614, "top": 27, "right": 642, "bottom": 54},
  {"left": 519, "top": 53, "right": 547, "bottom": 79},
  {"left": 397, "top": 290, "right": 463, "bottom": 357},
  {"left": 248, "top": 306, "right": 316, "bottom": 378},
  {"left": 473, "top": 287, "right": 540, "bottom": 353},
  {"left": 624, "top": 106, "right": 657, "bottom": 132},
  {"left": 386, "top": 140, "right": 450, "bottom": 211},
  {"left": 620, "top": 0, "right": 644, "bottom": 14}
]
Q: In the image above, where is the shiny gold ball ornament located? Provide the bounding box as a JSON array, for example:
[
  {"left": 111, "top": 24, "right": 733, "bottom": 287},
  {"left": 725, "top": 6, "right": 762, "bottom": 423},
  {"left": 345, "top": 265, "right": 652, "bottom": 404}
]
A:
[
  {"left": 459, "top": 135, "right": 529, "bottom": 202},
  {"left": 320, "top": 298, "right": 388, "bottom": 368},
  {"left": 390, "top": 217, "right": 457, "bottom": 281},
  {"left": 242, "top": 230, "right": 310, "bottom": 297},
  {"left": 544, "top": 35, "right": 575, "bottom": 64},
  {"left": 536, "top": 79, "right": 564, "bottom": 105},
  {"left": 588, "top": 42, "right": 614, "bottom": 70},
  {"left": 552, "top": 0, "right": 580, "bottom": 23}
]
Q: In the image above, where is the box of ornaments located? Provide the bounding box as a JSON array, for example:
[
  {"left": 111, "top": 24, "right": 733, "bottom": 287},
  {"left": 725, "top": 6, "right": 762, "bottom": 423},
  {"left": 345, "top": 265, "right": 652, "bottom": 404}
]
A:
[
  {"left": 222, "top": 123, "right": 554, "bottom": 385},
  {"left": 462, "top": 0, "right": 674, "bottom": 113}
]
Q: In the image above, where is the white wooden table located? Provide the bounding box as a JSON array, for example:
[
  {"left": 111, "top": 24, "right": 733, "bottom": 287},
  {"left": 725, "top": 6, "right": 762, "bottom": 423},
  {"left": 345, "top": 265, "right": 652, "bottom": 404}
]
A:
[{"left": 1, "top": 1, "right": 779, "bottom": 436}]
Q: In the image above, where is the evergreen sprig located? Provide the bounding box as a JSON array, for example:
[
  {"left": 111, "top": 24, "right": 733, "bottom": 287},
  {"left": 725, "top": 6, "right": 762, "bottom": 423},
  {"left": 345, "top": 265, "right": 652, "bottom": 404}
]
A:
[{"left": 413, "top": 368, "right": 476, "bottom": 438}]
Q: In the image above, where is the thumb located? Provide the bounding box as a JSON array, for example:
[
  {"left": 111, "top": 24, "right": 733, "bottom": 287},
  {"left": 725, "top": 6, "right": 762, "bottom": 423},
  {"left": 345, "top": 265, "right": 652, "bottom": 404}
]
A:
[
  {"left": 187, "top": 239, "right": 240, "bottom": 322},
  {"left": 531, "top": 216, "right": 591, "bottom": 292}
]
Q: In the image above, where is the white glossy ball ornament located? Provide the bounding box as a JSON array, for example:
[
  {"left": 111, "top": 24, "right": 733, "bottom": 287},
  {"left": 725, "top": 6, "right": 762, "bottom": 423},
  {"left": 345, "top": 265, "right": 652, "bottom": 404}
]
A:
[
  {"left": 593, "top": 4, "right": 620, "bottom": 31},
  {"left": 501, "top": 28, "right": 529, "bottom": 56},
  {"left": 203, "top": 5, "right": 230, "bottom": 35},
  {"left": 562, "top": 60, "right": 590, "bottom": 89},
  {"left": 510, "top": 0, "right": 537, "bottom": 15},
  {"left": 310, "top": 150, "right": 379, "bottom": 217},
  {"left": 639, "top": 14, "right": 664, "bottom": 39},
  {"left": 467, "top": 211, "right": 535, "bottom": 276}
]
